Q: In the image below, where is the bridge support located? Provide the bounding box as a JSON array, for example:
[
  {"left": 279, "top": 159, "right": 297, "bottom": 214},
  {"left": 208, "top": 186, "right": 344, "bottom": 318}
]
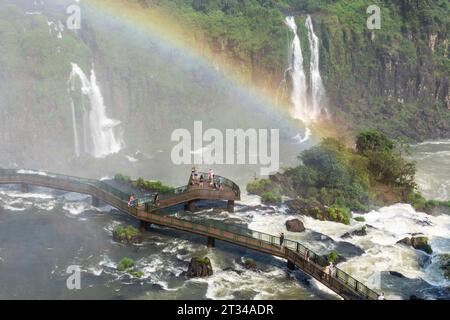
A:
[
  {"left": 207, "top": 236, "right": 215, "bottom": 248},
  {"left": 91, "top": 196, "right": 100, "bottom": 207},
  {"left": 287, "top": 260, "right": 295, "bottom": 271},
  {"left": 20, "top": 183, "right": 29, "bottom": 193},
  {"left": 140, "top": 220, "right": 149, "bottom": 232},
  {"left": 186, "top": 200, "right": 196, "bottom": 212},
  {"left": 227, "top": 200, "right": 234, "bottom": 213}
]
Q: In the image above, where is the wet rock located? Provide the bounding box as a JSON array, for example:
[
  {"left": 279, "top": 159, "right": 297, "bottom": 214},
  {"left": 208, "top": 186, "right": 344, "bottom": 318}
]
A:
[
  {"left": 397, "top": 236, "right": 433, "bottom": 254},
  {"left": 223, "top": 267, "right": 244, "bottom": 275},
  {"left": 389, "top": 271, "right": 406, "bottom": 278},
  {"left": 412, "top": 236, "right": 433, "bottom": 254},
  {"left": 186, "top": 257, "right": 213, "bottom": 278},
  {"left": 342, "top": 225, "right": 368, "bottom": 238},
  {"left": 397, "top": 237, "right": 413, "bottom": 246},
  {"left": 112, "top": 225, "right": 143, "bottom": 244},
  {"left": 285, "top": 219, "right": 305, "bottom": 232},
  {"left": 243, "top": 258, "right": 257, "bottom": 270},
  {"left": 439, "top": 254, "right": 450, "bottom": 280}
]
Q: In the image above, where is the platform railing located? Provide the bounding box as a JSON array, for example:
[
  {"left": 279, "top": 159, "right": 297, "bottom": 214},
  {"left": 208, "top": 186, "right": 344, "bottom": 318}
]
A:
[
  {"left": 169, "top": 211, "right": 379, "bottom": 300},
  {"left": 0, "top": 168, "right": 377, "bottom": 299}
]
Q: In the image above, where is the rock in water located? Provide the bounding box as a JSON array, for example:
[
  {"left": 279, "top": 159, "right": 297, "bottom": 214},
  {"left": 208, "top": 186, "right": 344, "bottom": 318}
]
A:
[
  {"left": 397, "top": 236, "right": 433, "bottom": 254},
  {"left": 285, "top": 219, "right": 305, "bottom": 232},
  {"left": 411, "top": 236, "right": 433, "bottom": 254},
  {"left": 186, "top": 257, "right": 213, "bottom": 278},
  {"left": 243, "top": 258, "right": 257, "bottom": 270},
  {"left": 397, "top": 237, "right": 413, "bottom": 246},
  {"left": 112, "top": 225, "right": 142, "bottom": 244},
  {"left": 389, "top": 271, "right": 406, "bottom": 278},
  {"left": 342, "top": 225, "right": 368, "bottom": 238}
]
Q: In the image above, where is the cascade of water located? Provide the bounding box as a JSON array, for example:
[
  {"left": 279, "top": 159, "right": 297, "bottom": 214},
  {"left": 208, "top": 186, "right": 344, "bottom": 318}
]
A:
[
  {"left": 285, "top": 16, "right": 309, "bottom": 122},
  {"left": 68, "top": 63, "right": 123, "bottom": 158},
  {"left": 70, "top": 99, "right": 80, "bottom": 157},
  {"left": 284, "top": 15, "right": 327, "bottom": 122},
  {"left": 305, "top": 15, "right": 326, "bottom": 119}
]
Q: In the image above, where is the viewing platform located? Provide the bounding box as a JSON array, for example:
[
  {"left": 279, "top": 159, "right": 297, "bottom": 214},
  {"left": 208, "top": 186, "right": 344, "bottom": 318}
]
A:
[{"left": 0, "top": 168, "right": 380, "bottom": 300}]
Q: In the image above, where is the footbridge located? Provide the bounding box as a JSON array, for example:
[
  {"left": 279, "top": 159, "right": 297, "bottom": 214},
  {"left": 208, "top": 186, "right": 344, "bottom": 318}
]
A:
[{"left": 0, "top": 168, "right": 380, "bottom": 300}]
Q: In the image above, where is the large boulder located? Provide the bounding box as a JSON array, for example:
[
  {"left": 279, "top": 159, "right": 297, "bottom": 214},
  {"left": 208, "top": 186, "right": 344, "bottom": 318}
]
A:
[
  {"left": 112, "top": 225, "right": 142, "bottom": 244},
  {"left": 411, "top": 236, "right": 433, "bottom": 254},
  {"left": 397, "top": 236, "right": 433, "bottom": 254},
  {"left": 243, "top": 258, "right": 257, "bottom": 270},
  {"left": 285, "top": 219, "right": 305, "bottom": 232},
  {"left": 342, "top": 226, "right": 368, "bottom": 238},
  {"left": 397, "top": 237, "right": 412, "bottom": 246},
  {"left": 186, "top": 257, "right": 213, "bottom": 278}
]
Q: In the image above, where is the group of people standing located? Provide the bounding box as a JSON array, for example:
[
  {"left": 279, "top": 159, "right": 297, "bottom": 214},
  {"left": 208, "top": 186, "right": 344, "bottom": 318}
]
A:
[
  {"left": 128, "top": 193, "right": 159, "bottom": 208},
  {"left": 191, "top": 167, "right": 223, "bottom": 190},
  {"left": 278, "top": 232, "right": 336, "bottom": 281}
]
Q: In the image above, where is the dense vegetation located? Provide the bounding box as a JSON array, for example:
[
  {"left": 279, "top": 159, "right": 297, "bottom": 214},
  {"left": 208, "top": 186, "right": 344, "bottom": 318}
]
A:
[
  {"left": 1, "top": 0, "right": 448, "bottom": 174},
  {"left": 112, "top": 224, "right": 142, "bottom": 244},
  {"left": 114, "top": 174, "right": 174, "bottom": 194},
  {"left": 118, "top": 257, "right": 144, "bottom": 277},
  {"left": 133, "top": 0, "right": 450, "bottom": 141},
  {"left": 247, "top": 130, "right": 447, "bottom": 223}
]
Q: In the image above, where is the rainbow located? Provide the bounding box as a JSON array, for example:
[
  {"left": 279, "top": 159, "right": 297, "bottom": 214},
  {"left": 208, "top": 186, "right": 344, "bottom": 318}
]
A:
[{"left": 84, "top": 0, "right": 310, "bottom": 134}]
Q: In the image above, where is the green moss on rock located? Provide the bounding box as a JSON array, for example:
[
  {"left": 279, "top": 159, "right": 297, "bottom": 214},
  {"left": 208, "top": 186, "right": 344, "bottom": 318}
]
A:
[{"left": 113, "top": 225, "right": 142, "bottom": 244}]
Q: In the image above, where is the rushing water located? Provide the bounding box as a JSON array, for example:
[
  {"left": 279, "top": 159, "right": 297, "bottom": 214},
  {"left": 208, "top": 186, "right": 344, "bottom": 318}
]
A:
[
  {"left": 284, "top": 16, "right": 326, "bottom": 123},
  {"left": 0, "top": 141, "right": 449, "bottom": 300},
  {"left": 285, "top": 16, "right": 308, "bottom": 122},
  {"left": 305, "top": 15, "right": 326, "bottom": 119},
  {"left": 69, "top": 63, "right": 123, "bottom": 158}
]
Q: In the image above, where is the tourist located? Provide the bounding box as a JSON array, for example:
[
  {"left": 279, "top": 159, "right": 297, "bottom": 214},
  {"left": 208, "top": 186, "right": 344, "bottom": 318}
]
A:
[
  {"left": 153, "top": 193, "right": 160, "bottom": 207},
  {"left": 323, "top": 261, "right": 333, "bottom": 281},
  {"left": 216, "top": 176, "right": 222, "bottom": 190},
  {"left": 378, "top": 292, "right": 385, "bottom": 300},
  {"left": 305, "top": 250, "right": 310, "bottom": 262},
  {"left": 208, "top": 169, "right": 214, "bottom": 186},
  {"left": 279, "top": 232, "right": 285, "bottom": 246},
  {"left": 128, "top": 194, "right": 134, "bottom": 207},
  {"left": 329, "top": 261, "right": 335, "bottom": 278},
  {"left": 199, "top": 174, "right": 204, "bottom": 188},
  {"left": 191, "top": 167, "right": 198, "bottom": 185},
  {"left": 323, "top": 264, "right": 330, "bottom": 280}
]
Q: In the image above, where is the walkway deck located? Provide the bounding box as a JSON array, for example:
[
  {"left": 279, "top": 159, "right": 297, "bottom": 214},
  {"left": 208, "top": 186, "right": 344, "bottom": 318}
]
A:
[{"left": 0, "top": 168, "right": 380, "bottom": 300}]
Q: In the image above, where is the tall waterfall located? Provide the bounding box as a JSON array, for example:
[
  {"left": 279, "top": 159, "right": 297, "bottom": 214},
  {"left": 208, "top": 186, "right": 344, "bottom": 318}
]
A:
[
  {"left": 305, "top": 15, "right": 326, "bottom": 119},
  {"left": 68, "top": 63, "right": 123, "bottom": 158},
  {"left": 285, "top": 16, "right": 308, "bottom": 122},
  {"left": 70, "top": 99, "right": 80, "bottom": 157},
  {"left": 284, "top": 16, "right": 327, "bottom": 122}
]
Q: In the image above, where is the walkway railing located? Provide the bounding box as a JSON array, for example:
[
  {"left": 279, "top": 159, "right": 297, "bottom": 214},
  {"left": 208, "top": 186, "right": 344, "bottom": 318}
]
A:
[
  {"left": 171, "top": 211, "right": 379, "bottom": 300},
  {"left": 189, "top": 171, "right": 240, "bottom": 198},
  {"left": 0, "top": 168, "right": 379, "bottom": 299}
]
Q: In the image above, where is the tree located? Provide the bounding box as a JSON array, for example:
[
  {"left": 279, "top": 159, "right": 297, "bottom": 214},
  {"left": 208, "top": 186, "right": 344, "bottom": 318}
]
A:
[{"left": 356, "top": 130, "right": 394, "bottom": 155}]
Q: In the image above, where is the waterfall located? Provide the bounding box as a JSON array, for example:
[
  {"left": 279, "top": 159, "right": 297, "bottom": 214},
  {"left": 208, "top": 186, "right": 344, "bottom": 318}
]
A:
[
  {"left": 284, "top": 15, "right": 327, "bottom": 122},
  {"left": 68, "top": 63, "right": 123, "bottom": 158},
  {"left": 305, "top": 15, "right": 326, "bottom": 119},
  {"left": 70, "top": 99, "right": 80, "bottom": 157},
  {"left": 285, "top": 16, "right": 309, "bottom": 122}
]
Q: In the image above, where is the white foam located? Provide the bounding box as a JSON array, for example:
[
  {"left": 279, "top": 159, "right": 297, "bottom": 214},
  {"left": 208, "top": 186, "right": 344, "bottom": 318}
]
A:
[
  {"left": 16, "top": 169, "right": 54, "bottom": 177},
  {"left": 63, "top": 202, "right": 94, "bottom": 215},
  {"left": 292, "top": 128, "right": 312, "bottom": 144},
  {"left": 0, "top": 190, "right": 54, "bottom": 200},
  {"left": 125, "top": 155, "right": 139, "bottom": 163}
]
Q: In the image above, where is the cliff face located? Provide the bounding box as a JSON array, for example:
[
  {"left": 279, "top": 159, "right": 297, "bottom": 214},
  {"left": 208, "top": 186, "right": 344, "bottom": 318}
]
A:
[
  {"left": 0, "top": 0, "right": 448, "bottom": 172},
  {"left": 156, "top": 0, "right": 449, "bottom": 141},
  {"left": 310, "top": 2, "right": 449, "bottom": 141}
]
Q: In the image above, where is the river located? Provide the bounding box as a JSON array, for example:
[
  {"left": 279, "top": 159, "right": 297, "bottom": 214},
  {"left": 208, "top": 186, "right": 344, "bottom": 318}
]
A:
[{"left": 0, "top": 140, "right": 449, "bottom": 300}]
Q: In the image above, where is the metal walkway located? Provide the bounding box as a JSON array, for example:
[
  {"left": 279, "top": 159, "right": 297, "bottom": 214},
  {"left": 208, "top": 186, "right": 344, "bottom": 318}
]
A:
[{"left": 0, "top": 168, "right": 380, "bottom": 300}]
